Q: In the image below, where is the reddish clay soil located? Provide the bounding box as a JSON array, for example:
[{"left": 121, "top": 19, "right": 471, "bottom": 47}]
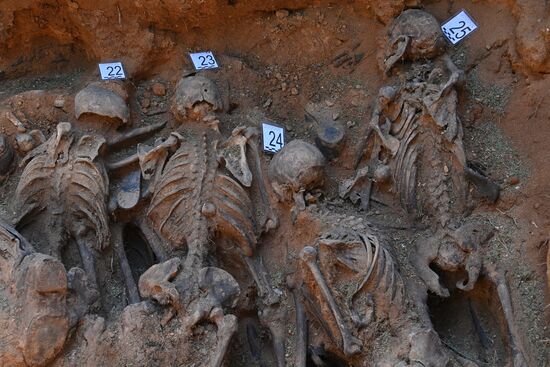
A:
[{"left": 0, "top": 1, "right": 549, "bottom": 366}]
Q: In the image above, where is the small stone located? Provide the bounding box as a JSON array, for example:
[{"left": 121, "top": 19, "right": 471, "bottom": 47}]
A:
[
  {"left": 325, "top": 100, "right": 334, "bottom": 107},
  {"left": 508, "top": 176, "right": 520, "bottom": 185},
  {"left": 53, "top": 98, "right": 65, "bottom": 108},
  {"left": 290, "top": 87, "right": 299, "bottom": 95},
  {"left": 152, "top": 82, "right": 166, "bottom": 96},
  {"left": 281, "top": 82, "right": 287, "bottom": 92},
  {"left": 276, "top": 9, "right": 289, "bottom": 19},
  {"left": 332, "top": 112, "right": 339, "bottom": 120},
  {"left": 15, "top": 134, "right": 35, "bottom": 153},
  {"left": 443, "top": 164, "right": 449, "bottom": 174},
  {"left": 534, "top": 202, "right": 540, "bottom": 209},
  {"left": 346, "top": 120, "right": 355, "bottom": 128},
  {"left": 141, "top": 98, "right": 151, "bottom": 109},
  {"left": 263, "top": 98, "right": 272, "bottom": 108}
]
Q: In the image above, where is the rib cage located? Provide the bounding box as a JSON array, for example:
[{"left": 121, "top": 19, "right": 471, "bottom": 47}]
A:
[
  {"left": 15, "top": 133, "right": 110, "bottom": 251},
  {"left": 212, "top": 174, "right": 256, "bottom": 257},
  {"left": 147, "top": 132, "right": 217, "bottom": 249},
  {"left": 391, "top": 106, "right": 453, "bottom": 228},
  {"left": 147, "top": 130, "right": 257, "bottom": 257},
  {"left": 352, "top": 233, "right": 404, "bottom": 309}
]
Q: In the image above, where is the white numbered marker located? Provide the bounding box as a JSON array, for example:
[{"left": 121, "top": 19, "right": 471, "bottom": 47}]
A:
[
  {"left": 441, "top": 10, "right": 478, "bottom": 45},
  {"left": 189, "top": 51, "right": 219, "bottom": 70},
  {"left": 262, "top": 123, "right": 285, "bottom": 153},
  {"left": 98, "top": 62, "right": 126, "bottom": 80}
]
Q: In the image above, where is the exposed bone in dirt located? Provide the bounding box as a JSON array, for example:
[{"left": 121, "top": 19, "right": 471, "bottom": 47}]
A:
[{"left": 0, "top": 1, "right": 548, "bottom": 366}]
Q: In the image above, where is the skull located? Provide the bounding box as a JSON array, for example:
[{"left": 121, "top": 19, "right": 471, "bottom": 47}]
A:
[
  {"left": 268, "top": 139, "right": 325, "bottom": 210},
  {"left": 171, "top": 75, "right": 223, "bottom": 122},
  {"left": 74, "top": 81, "right": 130, "bottom": 125},
  {"left": 384, "top": 9, "right": 447, "bottom": 73}
]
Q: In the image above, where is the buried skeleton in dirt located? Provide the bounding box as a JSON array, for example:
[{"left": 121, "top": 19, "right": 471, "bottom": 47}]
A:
[
  {"left": 122, "top": 74, "right": 288, "bottom": 366},
  {"left": 342, "top": 9, "right": 527, "bottom": 367}
]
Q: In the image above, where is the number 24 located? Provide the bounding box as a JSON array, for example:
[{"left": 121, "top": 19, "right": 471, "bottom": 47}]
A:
[{"left": 268, "top": 131, "right": 283, "bottom": 148}]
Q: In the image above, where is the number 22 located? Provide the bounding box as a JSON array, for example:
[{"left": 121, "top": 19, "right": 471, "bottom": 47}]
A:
[{"left": 106, "top": 65, "right": 123, "bottom": 77}]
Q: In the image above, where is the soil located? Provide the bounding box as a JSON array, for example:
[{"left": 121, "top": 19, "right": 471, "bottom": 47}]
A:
[{"left": 0, "top": 0, "right": 549, "bottom": 366}]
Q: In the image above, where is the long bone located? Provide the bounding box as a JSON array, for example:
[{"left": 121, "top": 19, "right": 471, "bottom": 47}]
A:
[
  {"left": 244, "top": 253, "right": 285, "bottom": 366},
  {"left": 258, "top": 303, "right": 286, "bottom": 367},
  {"left": 483, "top": 265, "right": 528, "bottom": 367},
  {"left": 290, "top": 284, "right": 308, "bottom": 367},
  {"left": 243, "top": 126, "right": 278, "bottom": 232},
  {"left": 110, "top": 223, "right": 140, "bottom": 304},
  {"left": 208, "top": 309, "right": 238, "bottom": 367},
  {"left": 300, "top": 246, "right": 362, "bottom": 357},
  {"left": 243, "top": 254, "right": 281, "bottom": 306}
]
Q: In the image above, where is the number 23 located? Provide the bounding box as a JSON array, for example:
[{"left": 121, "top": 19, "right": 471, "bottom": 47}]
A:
[{"left": 198, "top": 55, "right": 215, "bottom": 67}]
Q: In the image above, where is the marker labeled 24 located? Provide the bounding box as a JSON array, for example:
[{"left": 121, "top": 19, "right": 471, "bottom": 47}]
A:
[{"left": 262, "top": 123, "right": 285, "bottom": 153}]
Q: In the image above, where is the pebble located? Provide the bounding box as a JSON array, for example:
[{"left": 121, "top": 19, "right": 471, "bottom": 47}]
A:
[
  {"left": 263, "top": 98, "right": 272, "bottom": 108},
  {"left": 53, "top": 98, "right": 65, "bottom": 108},
  {"left": 276, "top": 9, "right": 289, "bottom": 19},
  {"left": 141, "top": 98, "right": 151, "bottom": 109},
  {"left": 15, "top": 134, "right": 35, "bottom": 153},
  {"left": 346, "top": 120, "right": 355, "bottom": 128},
  {"left": 290, "top": 87, "right": 299, "bottom": 95},
  {"left": 508, "top": 176, "right": 520, "bottom": 185},
  {"left": 281, "top": 82, "right": 287, "bottom": 92},
  {"left": 152, "top": 82, "right": 166, "bottom": 96}
]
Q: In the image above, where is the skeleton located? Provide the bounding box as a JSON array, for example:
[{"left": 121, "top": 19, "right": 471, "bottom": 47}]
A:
[
  {"left": 131, "top": 74, "right": 283, "bottom": 366},
  {"left": 347, "top": 10, "right": 527, "bottom": 366},
  {"left": 299, "top": 228, "right": 459, "bottom": 366},
  {"left": 14, "top": 82, "right": 165, "bottom": 303}
]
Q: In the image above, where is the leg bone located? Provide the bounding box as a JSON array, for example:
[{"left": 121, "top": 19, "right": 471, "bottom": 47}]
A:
[
  {"left": 483, "top": 265, "right": 528, "bottom": 367},
  {"left": 292, "top": 288, "right": 308, "bottom": 367},
  {"left": 111, "top": 224, "right": 140, "bottom": 304},
  {"left": 208, "top": 308, "right": 238, "bottom": 367},
  {"left": 300, "top": 246, "right": 361, "bottom": 357}
]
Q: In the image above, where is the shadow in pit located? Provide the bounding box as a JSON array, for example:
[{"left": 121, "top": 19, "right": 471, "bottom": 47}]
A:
[
  {"left": 428, "top": 270, "right": 509, "bottom": 366},
  {"left": 123, "top": 223, "right": 156, "bottom": 282}
]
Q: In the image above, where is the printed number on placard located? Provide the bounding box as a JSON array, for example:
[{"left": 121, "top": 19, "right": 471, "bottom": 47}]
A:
[
  {"left": 98, "top": 62, "right": 126, "bottom": 80},
  {"left": 262, "top": 123, "right": 284, "bottom": 153},
  {"left": 190, "top": 52, "right": 219, "bottom": 70},
  {"left": 441, "top": 10, "right": 478, "bottom": 45}
]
